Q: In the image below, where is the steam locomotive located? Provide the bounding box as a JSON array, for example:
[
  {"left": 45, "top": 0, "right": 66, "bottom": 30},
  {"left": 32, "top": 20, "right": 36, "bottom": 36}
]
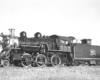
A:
[{"left": 0, "top": 28, "right": 100, "bottom": 67}]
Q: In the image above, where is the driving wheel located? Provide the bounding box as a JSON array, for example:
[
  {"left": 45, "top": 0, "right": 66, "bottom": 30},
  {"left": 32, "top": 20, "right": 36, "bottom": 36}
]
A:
[
  {"left": 51, "top": 54, "right": 61, "bottom": 67},
  {"left": 21, "top": 53, "right": 32, "bottom": 67},
  {"left": 35, "top": 54, "right": 47, "bottom": 67}
]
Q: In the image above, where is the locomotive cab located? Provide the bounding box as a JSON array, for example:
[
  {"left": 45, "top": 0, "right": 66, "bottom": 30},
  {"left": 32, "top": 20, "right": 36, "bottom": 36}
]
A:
[
  {"left": 50, "top": 35, "right": 75, "bottom": 52},
  {"left": 58, "top": 36, "right": 75, "bottom": 52}
]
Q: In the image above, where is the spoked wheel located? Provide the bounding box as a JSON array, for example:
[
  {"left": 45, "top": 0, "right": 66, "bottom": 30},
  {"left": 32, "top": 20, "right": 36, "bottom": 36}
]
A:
[
  {"left": 51, "top": 54, "right": 61, "bottom": 67},
  {"left": 21, "top": 53, "right": 32, "bottom": 67},
  {"left": 1, "top": 59, "right": 10, "bottom": 67},
  {"left": 35, "top": 54, "right": 47, "bottom": 67}
]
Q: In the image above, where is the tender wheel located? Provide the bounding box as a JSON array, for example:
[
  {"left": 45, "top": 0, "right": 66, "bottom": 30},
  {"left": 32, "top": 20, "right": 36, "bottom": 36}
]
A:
[
  {"left": 1, "top": 59, "right": 10, "bottom": 67},
  {"left": 35, "top": 54, "right": 47, "bottom": 67},
  {"left": 21, "top": 53, "right": 32, "bottom": 67},
  {"left": 51, "top": 54, "right": 61, "bottom": 67}
]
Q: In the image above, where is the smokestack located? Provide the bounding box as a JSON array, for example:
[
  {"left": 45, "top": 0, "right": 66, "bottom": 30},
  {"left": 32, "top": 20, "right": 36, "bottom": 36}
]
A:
[{"left": 9, "top": 28, "right": 15, "bottom": 37}]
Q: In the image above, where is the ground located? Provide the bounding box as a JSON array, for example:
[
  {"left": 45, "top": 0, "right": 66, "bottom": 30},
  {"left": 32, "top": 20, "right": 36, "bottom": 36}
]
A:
[{"left": 0, "top": 66, "right": 100, "bottom": 80}]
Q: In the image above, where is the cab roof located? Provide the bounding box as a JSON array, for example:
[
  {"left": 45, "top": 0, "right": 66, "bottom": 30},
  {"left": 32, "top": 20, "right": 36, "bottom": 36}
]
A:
[{"left": 50, "top": 35, "right": 75, "bottom": 41}]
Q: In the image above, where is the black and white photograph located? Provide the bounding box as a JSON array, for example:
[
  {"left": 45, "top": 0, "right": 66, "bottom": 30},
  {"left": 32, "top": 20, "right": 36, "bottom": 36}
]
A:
[{"left": 0, "top": 0, "right": 100, "bottom": 80}]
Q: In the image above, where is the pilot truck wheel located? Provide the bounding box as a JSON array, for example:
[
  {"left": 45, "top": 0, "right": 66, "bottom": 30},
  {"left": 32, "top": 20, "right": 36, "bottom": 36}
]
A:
[{"left": 1, "top": 59, "right": 10, "bottom": 67}]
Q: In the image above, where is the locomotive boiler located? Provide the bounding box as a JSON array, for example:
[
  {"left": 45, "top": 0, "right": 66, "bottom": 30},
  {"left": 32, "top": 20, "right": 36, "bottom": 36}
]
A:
[{"left": 0, "top": 29, "right": 75, "bottom": 67}]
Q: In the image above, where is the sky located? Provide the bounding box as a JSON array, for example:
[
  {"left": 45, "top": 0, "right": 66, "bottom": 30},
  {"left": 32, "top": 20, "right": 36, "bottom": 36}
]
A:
[{"left": 0, "top": 0, "right": 100, "bottom": 45}]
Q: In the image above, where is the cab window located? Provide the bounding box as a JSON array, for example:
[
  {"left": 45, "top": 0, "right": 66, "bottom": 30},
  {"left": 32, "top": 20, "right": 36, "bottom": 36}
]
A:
[{"left": 60, "top": 39, "right": 65, "bottom": 44}]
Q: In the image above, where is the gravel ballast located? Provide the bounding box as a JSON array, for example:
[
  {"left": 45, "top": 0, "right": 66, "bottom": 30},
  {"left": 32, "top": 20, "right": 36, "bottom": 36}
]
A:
[{"left": 0, "top": 66, "right": 100, "bottom": 80}]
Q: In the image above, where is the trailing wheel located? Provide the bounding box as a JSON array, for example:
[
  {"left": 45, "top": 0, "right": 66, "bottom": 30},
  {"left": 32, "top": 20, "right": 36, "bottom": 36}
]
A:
[
  {"left": 51, "top": 54, "right": 61, "bottom": 67},
  {"left": 35, "top": 54, "right": 47, "bottom": 67},
  {"left": 1, "top": 59, "right": 10, "bottom": 67},
  {"left": 21, "top": 53, "right": 32, "bottom": 67}
]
